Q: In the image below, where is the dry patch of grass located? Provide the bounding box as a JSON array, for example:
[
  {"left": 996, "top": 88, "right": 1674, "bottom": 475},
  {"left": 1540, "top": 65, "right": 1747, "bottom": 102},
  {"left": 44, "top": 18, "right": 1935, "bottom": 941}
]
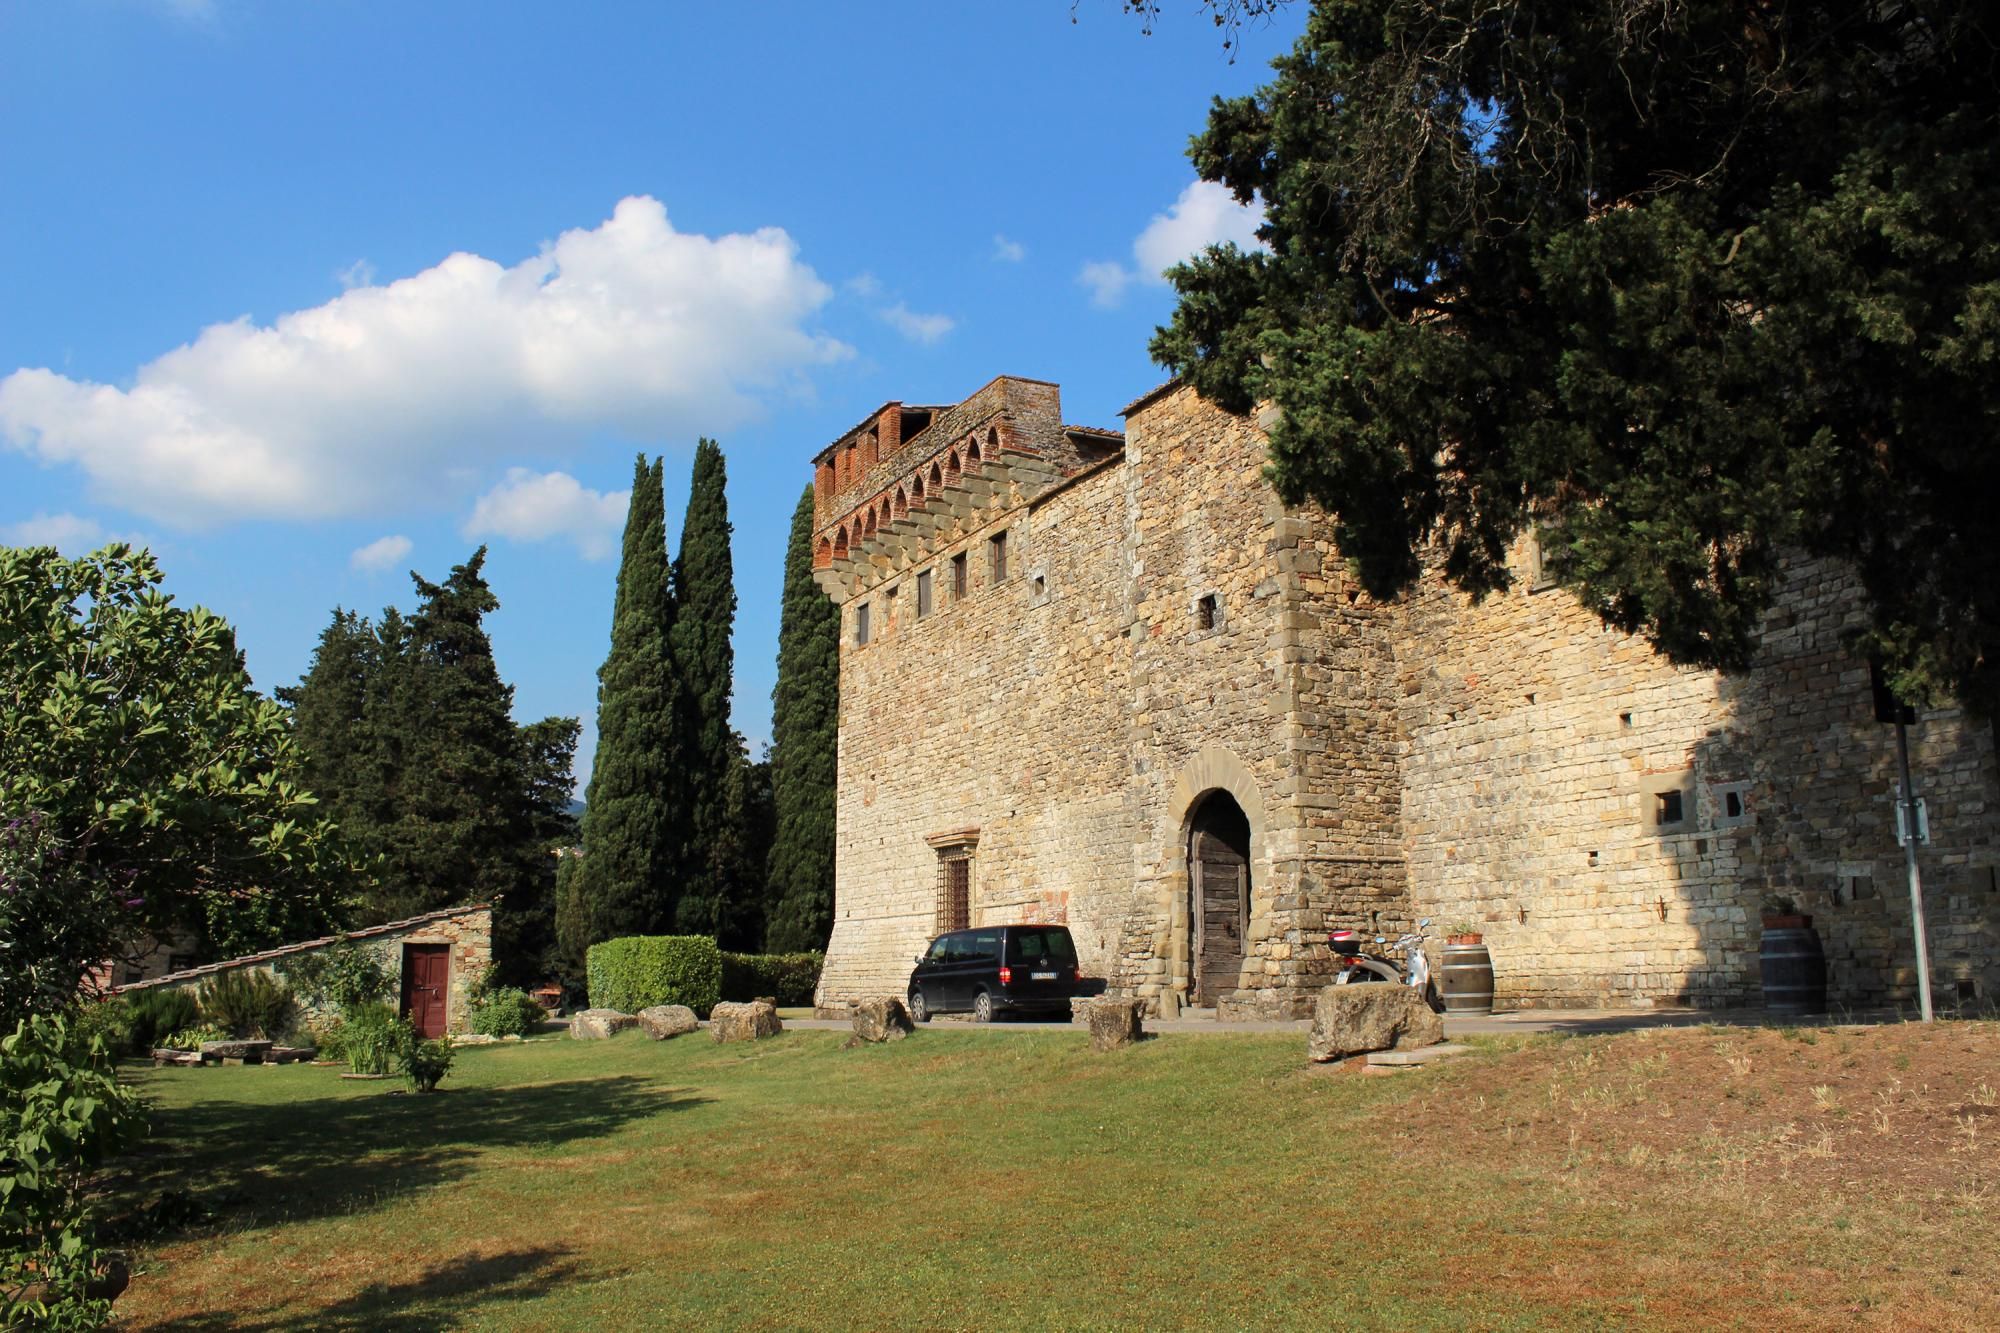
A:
[{"left": 103, "top": 1020, "right": 2000, "bottom": 1330}]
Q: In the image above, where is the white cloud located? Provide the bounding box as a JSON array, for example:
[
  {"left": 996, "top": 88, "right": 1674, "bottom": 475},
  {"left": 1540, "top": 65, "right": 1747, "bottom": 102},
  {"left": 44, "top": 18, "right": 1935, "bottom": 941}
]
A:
[
  {"left": 879, "top": 303, "right": 955, "bottom": 346},
  {"left": 1079, "top": 180, "right": 1266, "bottom": 309},
  {"left": 3, "top": 511, "right": 107, "bottom": 552},
  {"left": 992, "top": 234, "right": 1026, "bottom": 263},
  {"left": 349, "top": 533, "right": 413, "bottom": 573},
  {"left": 1077, "top": 260, "right": 1136, "bottom": 310},
  {"left": 464, "top": 469, "right": 629, "bottom": 560},
  {"left": 843, "top": 272, "right": 882, "bottom": 298},
  {"left": 0, "top": 196, "right": 850, "bottom": 527},
  {"left": 335, "top": 258, "right": 376, "bottom": 290}
]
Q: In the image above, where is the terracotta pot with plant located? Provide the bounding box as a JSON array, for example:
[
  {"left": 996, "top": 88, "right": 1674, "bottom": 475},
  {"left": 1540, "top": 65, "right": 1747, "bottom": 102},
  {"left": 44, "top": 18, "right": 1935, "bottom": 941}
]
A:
[
  {"left": 1760, "top": 894, "right": 1811, "bottom": 931},
  {"left": 1445, "top": 920, "right": 1484, "bottom": 946}
]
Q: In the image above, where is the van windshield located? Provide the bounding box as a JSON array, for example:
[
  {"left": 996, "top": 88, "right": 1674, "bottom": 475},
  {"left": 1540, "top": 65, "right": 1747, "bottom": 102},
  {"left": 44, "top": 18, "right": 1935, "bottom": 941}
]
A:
[{"left": 1006, "top": 929, "right": 1077, "bottom": 966}]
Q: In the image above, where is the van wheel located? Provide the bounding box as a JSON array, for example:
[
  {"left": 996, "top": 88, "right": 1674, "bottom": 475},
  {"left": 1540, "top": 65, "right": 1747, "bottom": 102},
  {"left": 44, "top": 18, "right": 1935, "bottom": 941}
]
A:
[
  {"left": 908, "top": 990, "right": 929, "bottom": 1024},
  {"left": 972, "top": 990, "right": 994, "bottom": 1024}
]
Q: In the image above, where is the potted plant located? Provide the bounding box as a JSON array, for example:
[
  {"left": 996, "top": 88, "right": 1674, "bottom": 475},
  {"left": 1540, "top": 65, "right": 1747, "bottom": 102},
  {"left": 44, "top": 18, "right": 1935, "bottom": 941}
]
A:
[
  {"left": 1760, "top": 894, "right": 1812, "bottom": 930},
  {"left": 1438, "top": 922, "right": 1494, "bottom": 1014}
]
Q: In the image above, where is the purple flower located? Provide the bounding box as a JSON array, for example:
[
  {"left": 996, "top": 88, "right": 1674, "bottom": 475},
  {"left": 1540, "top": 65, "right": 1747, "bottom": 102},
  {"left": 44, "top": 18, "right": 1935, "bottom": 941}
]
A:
[{"left": 123, "top": 895, "right": 145, "bottom": 909}]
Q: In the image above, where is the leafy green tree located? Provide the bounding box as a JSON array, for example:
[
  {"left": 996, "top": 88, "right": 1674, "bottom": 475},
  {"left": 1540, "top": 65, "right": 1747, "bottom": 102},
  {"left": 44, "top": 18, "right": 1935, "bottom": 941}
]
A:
[
  {"left": 1, "top": 1012, "right": 145, "bottom": 1329},
  {"left": 671, "top": 439, "right": 743, "bottom": 937},
  {"left": 765, "top": 486, "right": 840, "bottom": 952},
  {"left": 1151, "top": 0, "right": 2000, "bottom": 715},
  {"left": 576, "top": 456, "right": 684, "bottom": 946},
  {"left": 0, "top": 545, "right": 347, "bottom": 1027}
]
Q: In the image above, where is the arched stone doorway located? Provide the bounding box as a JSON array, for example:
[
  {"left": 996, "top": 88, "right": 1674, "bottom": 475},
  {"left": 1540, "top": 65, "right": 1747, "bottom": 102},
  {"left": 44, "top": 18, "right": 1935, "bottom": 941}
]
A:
[{"left": 1186, "top": 790, "right": 1251, "bottom": 1006}]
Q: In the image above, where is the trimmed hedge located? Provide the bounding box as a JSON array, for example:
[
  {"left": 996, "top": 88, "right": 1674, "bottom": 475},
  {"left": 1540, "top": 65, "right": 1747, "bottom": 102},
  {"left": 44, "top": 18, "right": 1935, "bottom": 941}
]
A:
[
  {"left": 587, "top": 936, "right": 722, "bottom": 1016},
  {"left": 720, "top": 952, "right": 823, "bottom": 1007}
]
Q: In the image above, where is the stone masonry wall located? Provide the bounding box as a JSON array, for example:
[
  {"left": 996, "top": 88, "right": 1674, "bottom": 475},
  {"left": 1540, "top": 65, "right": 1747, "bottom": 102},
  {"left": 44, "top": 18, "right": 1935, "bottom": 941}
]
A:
[
  {"left": 116, "top": 906, "right": 494, "bottom": 1035},
  {"left": 814, "top": 457, "right": 1139, "bottom": 1009},
  {"left": 1397, "top": 550, "right": 1999, "bottom": 1009},
  {"left": 1118, "top": 385, "right": 1406, "bottom": 1018},
  {"left": 813, "top": 374, "right": 1997, "bottom": 1014}
]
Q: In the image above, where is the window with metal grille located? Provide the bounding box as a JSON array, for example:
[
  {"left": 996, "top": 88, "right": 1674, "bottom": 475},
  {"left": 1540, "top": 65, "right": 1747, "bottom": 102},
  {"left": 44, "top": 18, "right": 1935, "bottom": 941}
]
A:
[{"left": 937, "top": 856, "right": 971, "bottom": 932}]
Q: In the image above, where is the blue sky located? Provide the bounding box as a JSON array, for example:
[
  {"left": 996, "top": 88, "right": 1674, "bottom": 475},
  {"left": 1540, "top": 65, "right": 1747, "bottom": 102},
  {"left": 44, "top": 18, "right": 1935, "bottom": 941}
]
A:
[{"left": 0, "top": 0, "right": 1304, "bottom": 789}]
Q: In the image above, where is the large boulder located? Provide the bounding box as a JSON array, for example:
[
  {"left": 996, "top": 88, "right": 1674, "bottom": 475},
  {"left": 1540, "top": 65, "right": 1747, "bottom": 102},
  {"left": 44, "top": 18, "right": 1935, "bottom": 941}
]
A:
[
  {"left": 1088, "top": 997, "right": 1147, "bottom": 1051},
  {"left": 710, "top": 1000, "right": 782, "bottom": 1043},
  {"left": 1308, "top": 985, "right": 1444, "bottom": 1063},
  {"left": 849, "top": 997, "right": 914, "bottom": 1043},
  {"left": 636, "top": 1004, "right": 699, "bottom": 1040},
  {"left": 568, "top": 1008, "right": 636, "bottom": 1040}
]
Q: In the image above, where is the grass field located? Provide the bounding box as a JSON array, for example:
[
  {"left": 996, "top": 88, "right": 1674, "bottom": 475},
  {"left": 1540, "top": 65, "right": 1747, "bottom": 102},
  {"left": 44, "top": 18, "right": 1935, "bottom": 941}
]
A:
[{"left": 106, "top": 1020, "right": 2000, "bottom": 1330}]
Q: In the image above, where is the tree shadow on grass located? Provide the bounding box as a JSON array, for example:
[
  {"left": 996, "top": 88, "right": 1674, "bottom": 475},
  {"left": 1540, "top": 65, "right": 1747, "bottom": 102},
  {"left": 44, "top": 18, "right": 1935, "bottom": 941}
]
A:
[
  {"left": 107, "top": 1075, "right": 705, "bottom": 1237},
  {"left": 150, "top": 1245, "right": 587, "bottom": 1331}
]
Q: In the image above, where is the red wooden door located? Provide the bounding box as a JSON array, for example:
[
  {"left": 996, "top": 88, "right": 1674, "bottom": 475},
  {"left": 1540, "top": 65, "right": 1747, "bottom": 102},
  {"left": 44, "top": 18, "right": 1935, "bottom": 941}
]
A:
[{"left": 401, "top": 945, "right": 451, "bottom": 1038}]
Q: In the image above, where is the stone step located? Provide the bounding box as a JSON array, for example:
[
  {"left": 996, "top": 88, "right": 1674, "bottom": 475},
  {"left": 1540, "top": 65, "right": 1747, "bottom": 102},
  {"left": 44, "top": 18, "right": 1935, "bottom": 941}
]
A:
[{"left": 1365, "top": 1043, "right": 1475, "bottom": 1068}]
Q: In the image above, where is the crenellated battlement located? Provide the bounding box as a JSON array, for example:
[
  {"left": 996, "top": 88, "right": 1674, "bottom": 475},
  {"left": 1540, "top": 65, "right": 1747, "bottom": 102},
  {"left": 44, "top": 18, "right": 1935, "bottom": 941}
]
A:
[{"left": 807, "top": 375, "right": 1122, "bottom": 598}]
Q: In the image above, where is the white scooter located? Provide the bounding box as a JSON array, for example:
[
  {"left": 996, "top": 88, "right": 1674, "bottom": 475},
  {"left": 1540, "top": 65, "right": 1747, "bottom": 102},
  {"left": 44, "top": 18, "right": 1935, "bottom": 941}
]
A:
[{"left": 1329, "top": 917, "right": 1442, "bottom": 1011}]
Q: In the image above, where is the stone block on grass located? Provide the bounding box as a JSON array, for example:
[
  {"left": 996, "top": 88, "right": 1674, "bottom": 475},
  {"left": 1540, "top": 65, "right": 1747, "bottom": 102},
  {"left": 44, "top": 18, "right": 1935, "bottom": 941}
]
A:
[
  {"left": 636, "top": 1005, "right": 699, "bottom": 1040},
  {"left": 1308, "top": 985, "right": 1443, "bottom": 1063},
  {"left": 710, "top": 999, "right": 782, "bottom": 1043},
  {"left": 568, "top": 1008, "right": 636, "bottom": 1040},
  {"left": 850, "top": 997, "right": 914, "bottom": 1043},
  {"left": 1088, "top": 998, "right": 1146, "bottom": 1051}
]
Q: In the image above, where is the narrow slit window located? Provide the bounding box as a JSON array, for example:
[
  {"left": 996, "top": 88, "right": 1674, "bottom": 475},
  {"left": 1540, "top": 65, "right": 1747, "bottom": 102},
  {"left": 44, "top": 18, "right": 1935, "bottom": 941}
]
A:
[
  {"left": 916, "top": 569, "right": 934, "bottom": 618},
  {"left": 951, "top": 551, "right": 968, "bottom": 599},
  {"left": 988, "top": 531, "right": 1009, "bottom": 583},
  {"left": 854, "top": 603, "right": 871, "bottom": 646},
  {"left": 1196, "top": 594, "right": 1217, "bottom": 630}
]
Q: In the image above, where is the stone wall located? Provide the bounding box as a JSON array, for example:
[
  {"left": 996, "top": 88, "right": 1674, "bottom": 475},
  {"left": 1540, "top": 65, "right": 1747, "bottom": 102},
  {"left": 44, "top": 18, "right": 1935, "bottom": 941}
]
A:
[
  {"left": 115, "top": 905, "right": 494, "bottom": 1035},
  {"left": 815, "top": 453, "right": 1137, "bottom": 1009},
  {"left": 1397, "top": 549, "right": 2000, "bottom": 1009},
  {"left": 812, "top": 375, "right": 1998, "bottom": 1014}
]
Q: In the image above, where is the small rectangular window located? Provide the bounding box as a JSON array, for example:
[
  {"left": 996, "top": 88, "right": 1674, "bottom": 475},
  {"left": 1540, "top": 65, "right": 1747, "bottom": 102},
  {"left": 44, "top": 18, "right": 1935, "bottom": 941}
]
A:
[
  {"left": 1196, "top": 594, "right": 1218, "bottom": 630},
  {"left": 916, "top": 569, "right": 933, "bottom": 618},
  {"left": 855, "top": 603, "right": 871, "bottom": 645},
  {"left": 1655, "top": 790, "right": 1684, "bottom": 826},
  {"left": 951, "top": 551, "right": 968, "bottom": 599},
  {"left": 989, "top": 531, "right": 1009, "bottom": 583}
]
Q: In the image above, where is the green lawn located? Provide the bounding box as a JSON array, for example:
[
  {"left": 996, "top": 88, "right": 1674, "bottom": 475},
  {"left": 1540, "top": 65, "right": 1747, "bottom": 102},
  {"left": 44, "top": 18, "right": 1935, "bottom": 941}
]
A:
[{"left": 107, "top": 1021, "right": 2000, "bottom": 1330}]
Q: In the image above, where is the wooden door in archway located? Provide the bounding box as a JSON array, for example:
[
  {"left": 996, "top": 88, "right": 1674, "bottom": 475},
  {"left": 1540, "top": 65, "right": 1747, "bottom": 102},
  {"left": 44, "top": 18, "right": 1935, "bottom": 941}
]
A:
[{"left": 1188, "top": 795, "right": 1250, "bottom": 1006}]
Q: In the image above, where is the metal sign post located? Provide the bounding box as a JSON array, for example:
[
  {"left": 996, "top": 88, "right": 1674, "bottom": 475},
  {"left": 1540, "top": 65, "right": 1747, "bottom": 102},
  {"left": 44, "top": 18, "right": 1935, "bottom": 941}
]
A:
[{"left": 1893, "top": 717, "right": 1935, "bottom": 1023}]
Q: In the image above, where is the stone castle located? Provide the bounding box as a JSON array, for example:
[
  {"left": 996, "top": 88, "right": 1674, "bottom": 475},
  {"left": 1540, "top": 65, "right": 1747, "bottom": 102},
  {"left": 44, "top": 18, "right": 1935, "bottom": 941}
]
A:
[{"left": 805, "top": 374, "right": 1998, "bottom": 1016}]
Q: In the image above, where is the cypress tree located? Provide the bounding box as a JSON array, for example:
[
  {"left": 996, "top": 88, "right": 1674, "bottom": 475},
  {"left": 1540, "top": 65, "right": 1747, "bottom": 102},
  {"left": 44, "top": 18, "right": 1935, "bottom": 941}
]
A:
[
  {"left": 669, "top": 438, "right": 742, "bottom": 939},
  {"left": 280, "top": 608, "right": 385, "bottom": 849},
  {"left": 577, "top": 455, "right": 683, "bottom": 944},
  {"left": 765, "top": 485, "right": 841, "bottom": 952}
]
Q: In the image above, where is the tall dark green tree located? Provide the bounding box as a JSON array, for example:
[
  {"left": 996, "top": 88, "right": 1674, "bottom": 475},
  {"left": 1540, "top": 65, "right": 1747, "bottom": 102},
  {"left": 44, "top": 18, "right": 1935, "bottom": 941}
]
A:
[
  {"left": 372, "top": 548, "right": 536, "bottom": 920},
  {"left": 569, "top": 455, "right": 684, "bottom": 957},
  {"left": 284, "top": 552, "right": 577, "bottom": 970},
  {"left": 1151, "top": 0, "right": 2000, "bottom": 716},
  {"left": 497, "top": 715, "right": 582, "bottom": 984},
  {"left": 765, "top": 485, "right": 841, "bottom": 952},
  {"left": 670, "top": 438, "right": 745, "bottom": 940}
]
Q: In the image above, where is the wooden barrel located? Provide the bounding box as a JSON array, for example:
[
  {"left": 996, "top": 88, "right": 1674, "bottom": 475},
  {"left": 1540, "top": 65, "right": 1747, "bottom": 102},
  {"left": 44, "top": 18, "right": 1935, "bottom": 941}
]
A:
[
  {"left": 1439, "top": 940, "right": 1495, "bottom": 1014},
  {"left": 1760, "top": 923, "right": 1827, "bottom": 1014}
]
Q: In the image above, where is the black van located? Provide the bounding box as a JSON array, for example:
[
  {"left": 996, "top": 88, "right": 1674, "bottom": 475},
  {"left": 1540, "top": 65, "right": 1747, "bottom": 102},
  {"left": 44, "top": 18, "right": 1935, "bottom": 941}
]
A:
[{"left": 908, "top": 924, "right": 1084, "bottom": 1022}]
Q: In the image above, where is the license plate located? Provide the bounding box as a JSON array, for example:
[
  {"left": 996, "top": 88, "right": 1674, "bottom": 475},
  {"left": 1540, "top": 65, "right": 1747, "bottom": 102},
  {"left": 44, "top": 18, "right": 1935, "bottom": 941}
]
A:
[{"left": 1031, "top": 971, "right": 1057, "bottom": 981}]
